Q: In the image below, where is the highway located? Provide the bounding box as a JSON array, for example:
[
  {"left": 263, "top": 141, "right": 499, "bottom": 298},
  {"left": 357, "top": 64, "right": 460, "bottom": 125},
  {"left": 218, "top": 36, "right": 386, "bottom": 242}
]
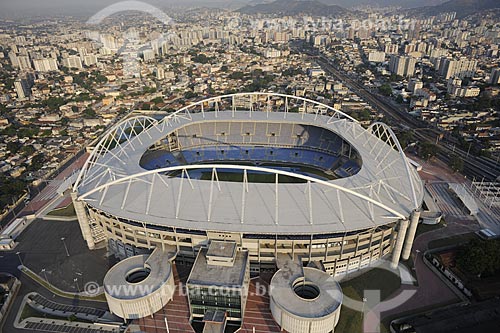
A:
[{"left": 310, "top": 52, "right": 500, "bottom": 181}]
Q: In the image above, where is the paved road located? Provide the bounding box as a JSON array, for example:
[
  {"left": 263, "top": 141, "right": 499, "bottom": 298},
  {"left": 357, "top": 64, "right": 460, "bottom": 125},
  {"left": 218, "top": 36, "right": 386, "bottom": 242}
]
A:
[
  {"left": 0, "top": 266, "right": 111, "bottom": 333},
  {"left": 0, "top": 219, "right": 115, "bottom": 333},
  {"left": 365, "top": 217, "right": 481, "bottom": 330}
]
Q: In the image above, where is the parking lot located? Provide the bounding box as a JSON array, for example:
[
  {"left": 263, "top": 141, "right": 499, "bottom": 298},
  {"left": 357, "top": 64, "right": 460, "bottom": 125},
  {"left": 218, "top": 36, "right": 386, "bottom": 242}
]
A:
[
  {"left": 23, "top": 320, "right": 118, "bottom": 332},
  {"left": 11, "top": 218, "right": 115, "bottom": 292},
  {"left": 29, "top": 293, "right": 107, "bottom": 317}
]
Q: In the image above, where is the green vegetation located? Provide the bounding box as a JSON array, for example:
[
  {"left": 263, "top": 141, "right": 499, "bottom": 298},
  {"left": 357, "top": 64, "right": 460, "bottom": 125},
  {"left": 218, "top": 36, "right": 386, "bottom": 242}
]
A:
[
  {"left": 419, "top": 142, "right": 439, "bottom": 160},
  {"left": 229, "top": 71, "right": 245, "bottom": 80},
  {"left": 26, "top": 154, "right": 44, "bottom": 172},
  {"left": 0, "top": 175, "right": 27, "bottom": 211},
  {"left": 83, "top": 108, "right": 96, "bottom": 118},
  {"left": 350, "top": 108, "right": 372, "bottom": 121},
  {"left": 47, "top": 203, "right": 76, "bottom": 217},
  {"left": 184, "top": 91, "right": 199, "bottom": 99},
  {"left": 378, "top": 83, "right": 392, "bottom": 96},
  {"left": 336, "top": 265, "right": 401, "bottom": 333},
  {"left": 151, "top": 97, "right": 164, "bottom": 104},
  {"left": 397, "top": 131, "right": 414, "bottom": 149},
  {"left": 282, "top": 67, "right": 304, "bottom": 77},
  {"left": 449, "top": 154, "right": 464, "bottom": 172},
  {"left": 456, "top": 239, "right": 500, "bottom": 277},
  {"left": 192, "top": 54, "right": 211, "bottom": 64}
]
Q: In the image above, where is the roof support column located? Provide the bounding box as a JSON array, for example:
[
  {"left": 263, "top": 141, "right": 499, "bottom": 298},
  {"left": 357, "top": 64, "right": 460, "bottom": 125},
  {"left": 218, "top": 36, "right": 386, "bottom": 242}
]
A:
[
  {"left": 390, "top": 219, "right": 409, "bottom": 269},
  {"left": 402, "top": 209, "right": 421, "bottom": 260},
  {"left": 71, "top": 192, "right": 95, "bottom": 250}
]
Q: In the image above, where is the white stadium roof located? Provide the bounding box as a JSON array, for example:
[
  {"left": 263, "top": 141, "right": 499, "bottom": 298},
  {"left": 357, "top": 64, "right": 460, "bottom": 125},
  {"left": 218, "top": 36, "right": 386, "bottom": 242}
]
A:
[{"left": 74, "top": 93, "right": 423, "bottom": 235}]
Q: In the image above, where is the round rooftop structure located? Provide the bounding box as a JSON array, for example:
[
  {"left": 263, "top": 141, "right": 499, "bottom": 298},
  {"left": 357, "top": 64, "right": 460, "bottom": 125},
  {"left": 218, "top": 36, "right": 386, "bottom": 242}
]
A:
[
  {"left": 103, "top": 248, "right": 176, "bottom": 319},
  {"left": 270, "top": 264, "right": 343, "bottom": 333}
]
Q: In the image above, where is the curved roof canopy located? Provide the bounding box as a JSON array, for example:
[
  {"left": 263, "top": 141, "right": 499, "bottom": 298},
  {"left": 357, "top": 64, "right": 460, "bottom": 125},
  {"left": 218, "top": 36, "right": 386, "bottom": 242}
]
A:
[{"left": 74, "top": 93, "right": 423, "bottom": 235}]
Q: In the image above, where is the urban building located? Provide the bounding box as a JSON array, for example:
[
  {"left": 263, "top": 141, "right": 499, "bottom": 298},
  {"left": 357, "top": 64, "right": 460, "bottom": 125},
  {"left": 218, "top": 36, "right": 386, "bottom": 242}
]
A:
[
  {"left": 187, "top": 241, "right": 250, "bottom": 325},
  {"left": 438, "top": 57, "right": 477, "bottom": 79},
  {"left": 368, "top": 51, "right": 386, "bottom": 63},
  {"left": 389, "top": 55, "right": 417, "bottom": 77}
]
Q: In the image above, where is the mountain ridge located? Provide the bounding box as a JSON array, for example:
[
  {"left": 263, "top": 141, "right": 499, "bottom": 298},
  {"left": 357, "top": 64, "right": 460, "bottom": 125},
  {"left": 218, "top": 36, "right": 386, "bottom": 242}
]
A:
[{"left": 237, "top": 0, "right": 350, "bottom": 17}]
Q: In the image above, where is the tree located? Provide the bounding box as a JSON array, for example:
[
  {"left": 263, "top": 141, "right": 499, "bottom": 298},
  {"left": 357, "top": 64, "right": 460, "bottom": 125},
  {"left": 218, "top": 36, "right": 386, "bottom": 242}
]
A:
[
  {"left": 449, "top": 154, "right": 464, "bottom": 173},
  {"left": 151, "top": 97, "right": 164, "bottom": 104},
  {"left": 229, "top": 72, "right": 245, "bottom": 80},
  {"left": 398, "top": 131, "right": 414, "bottom": 149},
  {"left": 378, "top": 83, "right": 392, "bottom": 96},
  {"left": 357, "top": 108, "right": 371, "bottom": 121},
  {"left": 419, "top": 142, "right": 439, "bottom": 160},
  {"left": 83, "top": 108, "right": 96, "bottom": 118},
  {"left": 20, "top": 145, "right": 35, "bottom": 156},
  {"left": 7, "top": 141, "right": 20, "bottom": 154},
  {"left": 456, "top": 239, "right": 500, "bottom": 277},
  {"left": 192, "top": 54, "right": 210, "bottom": 64},
  {"left": 184, "top": 91, "right": 198, "bottom": 99},
  {"left": 396, "top": 95, "right": 404, "bottom": 104}
]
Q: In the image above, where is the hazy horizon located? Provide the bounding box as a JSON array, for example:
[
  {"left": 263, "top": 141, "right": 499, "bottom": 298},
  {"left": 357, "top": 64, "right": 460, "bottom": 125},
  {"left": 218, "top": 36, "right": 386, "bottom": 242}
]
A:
[{"left": 0, "top": 0, "right": 449, "bottom": 18}]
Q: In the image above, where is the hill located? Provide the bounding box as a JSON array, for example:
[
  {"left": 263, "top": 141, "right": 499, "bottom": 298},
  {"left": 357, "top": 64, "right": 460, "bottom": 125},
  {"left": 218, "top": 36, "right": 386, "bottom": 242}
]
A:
[
  {"left": 417, "top": 0, "right": 500, "bottom": 17},
  {"left": 238, "top": 0, "right": 350, "bottom": 17}
]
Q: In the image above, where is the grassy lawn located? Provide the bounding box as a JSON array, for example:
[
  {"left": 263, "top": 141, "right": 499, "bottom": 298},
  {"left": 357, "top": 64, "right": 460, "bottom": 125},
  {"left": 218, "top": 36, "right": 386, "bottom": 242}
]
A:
[
  {"left": 427, "top": 232, "right": 477, "bottom": 250},
  {"left": 335, "top": 265, "right": 402, "bottom": 333},
  {"left": 47, "top": 203, "right": 76, "bottom": 217}
]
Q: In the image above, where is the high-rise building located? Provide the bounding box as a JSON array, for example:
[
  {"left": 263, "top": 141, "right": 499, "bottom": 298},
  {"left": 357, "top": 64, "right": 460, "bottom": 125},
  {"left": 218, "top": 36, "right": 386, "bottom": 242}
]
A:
[
  {"left": 156, "top": 67, "right": 165, "bottom": 80},
  {"left": 8, "top": 52, "right": 19, "bottom": 67},
  {"left": 19, "top": 56, "right": 31, "bottom": 70},
  {"left": 438, "top": 58, "right": 477, "bottom": 79},
  {"left": 490, "top": 69, "right": 500, "bottom": 85},
  {"left": 14, "top": 78, "right": 31, "bottom": 100},
  {"left": 389, "top": 55, "right": 416, "bottom": 77},
  {"left": 83, "top": 55, "right": 98, "bottom": 67},
  {"left": 33, "top": 58, "right": 59, "bottom": 72},
  {"left": 384, "top": 43, "right": 399, "bottom": 55},
  {"left": 142, "top": 49, "right": 155, "bottom": 62},
  {"left": 62, "top": 55, "right": 83, "bottom": 69},
  {"left": 15, "top": 36, "right": 26, "bottom": 45}
]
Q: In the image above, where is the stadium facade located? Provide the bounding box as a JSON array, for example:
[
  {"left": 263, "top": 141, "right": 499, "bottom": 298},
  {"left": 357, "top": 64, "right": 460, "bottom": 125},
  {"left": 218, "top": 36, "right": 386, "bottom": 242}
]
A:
[{"left": 72, "top": 93, "right": 423, "bottom": 330}]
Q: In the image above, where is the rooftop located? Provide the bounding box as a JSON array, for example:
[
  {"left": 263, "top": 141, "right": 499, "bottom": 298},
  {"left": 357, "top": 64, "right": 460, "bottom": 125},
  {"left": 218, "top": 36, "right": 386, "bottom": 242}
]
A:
[
  {"left": 75, "top": 94, "right": 424, "bottom": 234},
  {"left": 206, "top": 241, "right": 237, "bottom": 260},
  {"left": 187, "top": 247, "right": 248, "bottom": 288}
]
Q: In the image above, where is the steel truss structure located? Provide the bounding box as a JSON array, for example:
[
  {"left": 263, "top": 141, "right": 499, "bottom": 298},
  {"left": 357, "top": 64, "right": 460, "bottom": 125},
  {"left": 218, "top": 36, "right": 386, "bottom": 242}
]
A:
[{"left": 74, "top": 93, "right": 423, "bottom": 236}]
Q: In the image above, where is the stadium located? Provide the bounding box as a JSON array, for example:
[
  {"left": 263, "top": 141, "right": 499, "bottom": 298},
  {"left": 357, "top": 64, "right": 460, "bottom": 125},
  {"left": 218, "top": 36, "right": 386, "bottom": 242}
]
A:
[
  {"left": 71, "top": 92, "right": 424, "bottom": 329},
  {"left": 73, "top": 92, "right": 423, "bottom": 273}
]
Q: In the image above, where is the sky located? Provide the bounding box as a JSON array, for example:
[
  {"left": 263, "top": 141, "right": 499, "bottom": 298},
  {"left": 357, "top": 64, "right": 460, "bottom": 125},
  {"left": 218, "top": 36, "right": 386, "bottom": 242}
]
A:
[{"left": 0, "top": 0, "right": 449, "bottom": 18}]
